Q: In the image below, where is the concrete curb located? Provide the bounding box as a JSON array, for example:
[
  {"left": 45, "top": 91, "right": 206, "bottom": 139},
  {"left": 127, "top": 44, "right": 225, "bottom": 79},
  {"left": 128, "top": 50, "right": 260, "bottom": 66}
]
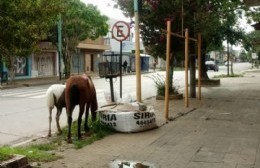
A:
[{"left": 0, "top": 154, "right": 31, "bottom": 168}]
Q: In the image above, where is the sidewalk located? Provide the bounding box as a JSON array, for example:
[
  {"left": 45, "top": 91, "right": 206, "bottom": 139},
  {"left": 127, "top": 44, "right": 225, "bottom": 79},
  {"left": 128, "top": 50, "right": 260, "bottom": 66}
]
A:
[
  {"left": 36, "top": 70, "right": 260, "bottom": 168},
  {"left": 0, "top": 76, "right": 65, "bottom": 90},
  {"left": 0, "top": 71, "right": 143, "bottom": 90}
]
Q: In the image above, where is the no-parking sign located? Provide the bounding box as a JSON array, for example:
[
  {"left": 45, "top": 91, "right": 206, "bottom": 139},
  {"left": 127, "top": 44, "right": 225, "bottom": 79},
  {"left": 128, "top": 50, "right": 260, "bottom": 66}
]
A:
[{"left": 112, "top": 21, "right": 130, "bottom": 42}]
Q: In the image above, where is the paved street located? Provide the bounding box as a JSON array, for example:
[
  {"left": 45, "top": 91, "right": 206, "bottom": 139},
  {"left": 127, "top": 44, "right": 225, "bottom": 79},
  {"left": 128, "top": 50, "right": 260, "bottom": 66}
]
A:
[
  {"left": 0, "top": 73, "right": 158, "bottom": 145},
  {"left": 0, "top": 63, "right": 253, "bottom": 145},
  {"left": 1, "top": 62, "right": 259, "bottom": 168}
]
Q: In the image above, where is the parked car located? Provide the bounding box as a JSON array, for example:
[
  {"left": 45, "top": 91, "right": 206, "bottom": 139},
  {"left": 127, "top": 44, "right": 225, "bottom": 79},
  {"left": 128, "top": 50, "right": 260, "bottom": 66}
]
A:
[
  {"left": 205, "top": 61, "right": 219, "bottom": 71},
  {"left": 225, "top": 61, "right": 232, "bottom": 66}
]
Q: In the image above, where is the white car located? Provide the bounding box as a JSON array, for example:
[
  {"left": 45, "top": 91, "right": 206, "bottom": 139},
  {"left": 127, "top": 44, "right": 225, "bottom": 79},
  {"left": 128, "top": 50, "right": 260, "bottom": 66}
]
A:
[
  {"left": 225, "top": 61, "right": 232, "bottom": 66},
  {"left": 205, "top": 61, "right": 219, "bottom": 72}
]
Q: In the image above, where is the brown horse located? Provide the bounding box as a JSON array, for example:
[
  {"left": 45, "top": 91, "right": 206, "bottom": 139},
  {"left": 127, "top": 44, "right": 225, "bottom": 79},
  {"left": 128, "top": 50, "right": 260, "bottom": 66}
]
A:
[{"left": 65, "top": 74, "right": 98, "bottom": 143}]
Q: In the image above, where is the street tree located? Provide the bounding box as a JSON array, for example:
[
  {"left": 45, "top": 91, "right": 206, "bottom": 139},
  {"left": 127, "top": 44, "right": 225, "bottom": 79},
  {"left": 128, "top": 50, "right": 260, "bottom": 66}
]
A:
[
  {"left": 0, "top": 0, "right": 61, "bottom": 82},
  {"left": 48, "top": 0, "right": 109, "bottom": 78},
  {"left": 244, "top": 30, "right": 260, "bottom": 51},
  {"left": 239, "top": 50, "right": 250, "bottom": 62},
  {"left": 116, "top": 0, "right": 253, "bottom": 81},
  {"left": 243, "top": 30, "right": 260, "bottom": 64}
]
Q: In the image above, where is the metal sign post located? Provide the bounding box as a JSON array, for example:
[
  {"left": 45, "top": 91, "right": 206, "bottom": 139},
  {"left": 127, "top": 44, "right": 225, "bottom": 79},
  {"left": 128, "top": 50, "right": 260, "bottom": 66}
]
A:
[
  {"left": 112, "top": 21, "right": 130, "bottom": 99},
  {"left": 119, "top": 41, "right": 123, "bottom": 98}
]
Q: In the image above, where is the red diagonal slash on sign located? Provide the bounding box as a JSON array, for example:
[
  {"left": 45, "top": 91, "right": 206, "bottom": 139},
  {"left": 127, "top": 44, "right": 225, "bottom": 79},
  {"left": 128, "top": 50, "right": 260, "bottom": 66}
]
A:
[{"left": 112, "top": 21, "right": 130, "bottom": 42}]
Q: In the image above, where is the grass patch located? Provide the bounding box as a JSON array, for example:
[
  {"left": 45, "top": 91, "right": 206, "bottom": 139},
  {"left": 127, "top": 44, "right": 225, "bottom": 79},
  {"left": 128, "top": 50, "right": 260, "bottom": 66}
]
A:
[
  {"left": 213, "top": 73, "right": 244, "bottom": 79},
  {"left": 61, "top": 118, "right": 115, "bottom": 149},
  {"left": 0, "top": 117, "right": 114, "bottom": 163},
  {"left": 147, "top": 73, "right": 180, "bottom": 96},
  {"left": 0, "top": 147, "right": 13, "bottom": 162},
  {"left": 0, "top": 143, "right": 61, "bottom": 163}
]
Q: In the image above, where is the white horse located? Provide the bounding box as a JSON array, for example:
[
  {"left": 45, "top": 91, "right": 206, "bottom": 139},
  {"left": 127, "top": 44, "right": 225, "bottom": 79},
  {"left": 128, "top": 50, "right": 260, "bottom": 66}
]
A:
[{"left": 46, "top": 84, "right": 66, "bottom": 137}]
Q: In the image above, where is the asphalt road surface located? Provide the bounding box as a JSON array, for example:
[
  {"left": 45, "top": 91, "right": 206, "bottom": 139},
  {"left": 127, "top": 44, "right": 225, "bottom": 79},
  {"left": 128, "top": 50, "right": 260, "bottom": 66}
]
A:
[{"left": 0, "top": 62, "right": 251, "bottom": 145}]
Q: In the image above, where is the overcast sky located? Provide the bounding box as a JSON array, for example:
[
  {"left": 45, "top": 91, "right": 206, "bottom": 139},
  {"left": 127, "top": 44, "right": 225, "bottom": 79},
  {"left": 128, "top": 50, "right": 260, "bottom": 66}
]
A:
[
  {"left": 80, "top": 0, "right": 129, "bottom": 21},
  {"left": 81, "top": 0, "right": 255, "bottom": 50}
]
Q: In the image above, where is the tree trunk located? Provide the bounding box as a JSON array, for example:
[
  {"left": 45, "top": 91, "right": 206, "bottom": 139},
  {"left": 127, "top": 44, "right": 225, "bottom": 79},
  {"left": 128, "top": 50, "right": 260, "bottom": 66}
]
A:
[
  {"left": 7, "top": 56, "right": 16, "bottom": 84},
  {"left": 190, "top": 54, "right": 196, "bottom": 98},
  {"left": 65, "top": 53, "right": 71, "bottom": 78},
  {"left": 227, "top": 42, "right": 230, "bottom": 76},
  {"left": 169, "top": 53, "right": 174, "bottom": 90},
  {"left": 201, "top": 52, "right": 209, "bottom": 80},
  {"left": 63, "top": 45, "right": 71, "bottom": 78}
]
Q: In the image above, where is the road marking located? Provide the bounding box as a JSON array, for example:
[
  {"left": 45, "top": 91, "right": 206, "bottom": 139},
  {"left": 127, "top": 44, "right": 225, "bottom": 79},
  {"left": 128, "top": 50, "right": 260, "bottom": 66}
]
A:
[
  {"left": 1, "top": 89, "right": 46, "bottom": 98},
  {"left": 1, "top": 89, "right": 46, "bottom": 97},
  {"left": 0, "top": 88, "right": 106, "bottom": 99},
  {"left": 15, "top": 91, "right": 46, "bottom": 97}
]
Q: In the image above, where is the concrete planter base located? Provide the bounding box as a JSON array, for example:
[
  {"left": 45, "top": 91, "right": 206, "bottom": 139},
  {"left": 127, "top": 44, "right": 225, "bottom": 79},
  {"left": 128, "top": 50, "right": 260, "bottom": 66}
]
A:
[
  {"left": 196, "top": 79, "right": 220, "bottom": 86},
  {"left": 156, "top": 93, "right": 183, "bottom": 100}
]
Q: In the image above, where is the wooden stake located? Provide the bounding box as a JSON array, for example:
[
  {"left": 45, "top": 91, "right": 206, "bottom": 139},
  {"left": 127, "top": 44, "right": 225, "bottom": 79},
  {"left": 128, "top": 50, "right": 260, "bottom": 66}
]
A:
[
  {"left": 134, "top": 0, "right": 142, "bottom": 102},
  {"left": 164, "top": 20, "right": 171, "bottom": 120}
]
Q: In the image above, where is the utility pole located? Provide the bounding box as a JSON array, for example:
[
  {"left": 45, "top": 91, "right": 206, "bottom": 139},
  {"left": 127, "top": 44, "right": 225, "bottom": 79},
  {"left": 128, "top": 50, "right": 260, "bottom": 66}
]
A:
[
  {"left": 227, "top": 41, "right": 230, "bottom": 76},
  {"left": 58, "top": 14, "right": 62, "bottom": 80}
]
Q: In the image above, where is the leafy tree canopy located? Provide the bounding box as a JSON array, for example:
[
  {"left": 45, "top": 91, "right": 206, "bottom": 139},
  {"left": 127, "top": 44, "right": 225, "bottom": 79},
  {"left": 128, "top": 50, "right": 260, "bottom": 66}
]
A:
[
  {"left": 116, "top": 0, "right": 258, "bottom": 80},
  {"left": 0, "top": 0, "right": 61, "bottom": 81},
  {"left": 116, "top": 0, "right": 257, "bottom": 58},
  {"left": 243, "top": 30, "right": 260, "bottom": 51},
  {"left": 48, "top": 0, "right": 109, "bottom": 77}
]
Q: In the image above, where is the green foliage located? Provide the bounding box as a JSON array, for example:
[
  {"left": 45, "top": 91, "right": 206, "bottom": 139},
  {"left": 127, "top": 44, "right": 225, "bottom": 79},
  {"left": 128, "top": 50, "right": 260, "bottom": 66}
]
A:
[
  {"left": 239, "top": 50, "right": 251, "bottom": 62},
  {"left": 116, "top": 0, "right": 255, "bottom": 80},
  {"left": 243, "top": 30, "right": 260, "bottom": 51},
  {"left": 245, "top": 7, "right": 260, "bottom": 23},
  {"left": 117, "top": 0, "right": 249, "bottom": 56},
  {"left": 0, "top": 0, "right": 62, "bottom": 81},
  {"left": 61, "top": 117, "right": 114, "bottom": 149},
  {"left": 0, "top": 146, "right": 12, "bottom": 162},
  {"left": 48, "top": 0, "right": 109, "bottom": 77},
  {"left": 147, "top": 73, "right": 180, "bottom": 96},
  {"left": 0, "top": 116, "right": 114, "bottom": 163},
  {"left": 213, "top": 73, "right": 244, "bottom": 78},
  {"left": 0, "top": 144, "right": 61, "bottom": 162}
]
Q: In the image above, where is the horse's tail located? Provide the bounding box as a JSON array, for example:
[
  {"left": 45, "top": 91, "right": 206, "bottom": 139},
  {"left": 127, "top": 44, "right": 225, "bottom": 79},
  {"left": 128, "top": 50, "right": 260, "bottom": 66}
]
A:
[
  {"left": 69, "top": 84, "right": 80, "bottom": 106},
  {"left": 46, "top": 86, "right": 56, "bottom": 109},
  {"left": 91, "top": 92, "right": 98, "bottom": 112},
  {"left": 57, "top": 90, "right": 66, "bottom": 109}
]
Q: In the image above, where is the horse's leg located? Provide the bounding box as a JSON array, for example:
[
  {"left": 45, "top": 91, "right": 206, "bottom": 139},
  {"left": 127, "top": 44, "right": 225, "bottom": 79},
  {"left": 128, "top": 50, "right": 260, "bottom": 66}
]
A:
[
  {"left": 67, "top": 105, "right": 75, "bottom": 143},
  {"left": 48, "top": 107, "right": 52, "bottom": 137},
  {"left": 91, "top": 99, "right": 97, "bottom": 122},
  {"left": 78, "top": 103, "right": 85, "bottom": 140},
  {"left": 84, "top": 103, "right": 90, "bottom": 133},
  {"left": 56, "top": 107, "right": 62, "bottom": 135},
  {"left": 67, "top": 114, "right": 72, "bottom": 143},
  {"left": 91, "top": 96, "right": 98, "bottom": 122}
]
